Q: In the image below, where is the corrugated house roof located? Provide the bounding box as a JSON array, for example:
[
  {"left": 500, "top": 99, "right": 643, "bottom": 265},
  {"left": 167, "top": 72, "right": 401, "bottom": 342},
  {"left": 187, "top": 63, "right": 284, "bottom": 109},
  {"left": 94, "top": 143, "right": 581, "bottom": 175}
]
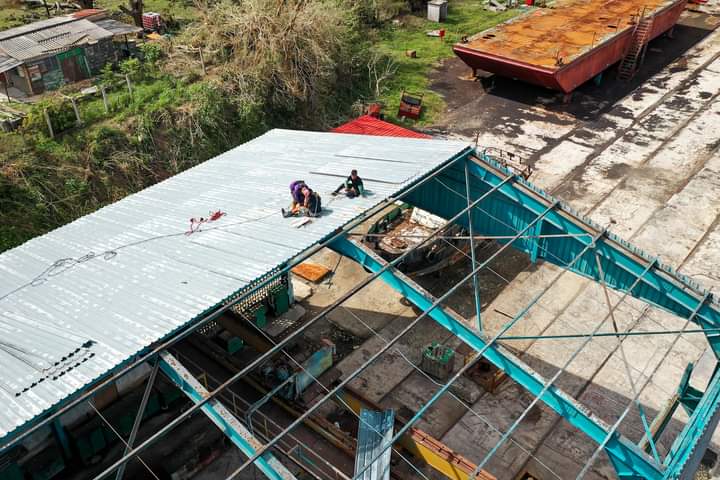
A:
[
  {"left": 94, "top": 18, "right": 143, "bottom": 37},
  {"left": 0, "top": 129, "right": 469, "bottom": 442},
  {"left": 0, "top": 16, "right": 77, "bottom": 42},
  {"left": 332, "top": 115, "right": 431, "bottom": 139},
  {"left": 0, "top": 19, "right": 114, "bottom": 62},
  {"left": 0, "top": 52, "right": 21, "bottom": 74}
]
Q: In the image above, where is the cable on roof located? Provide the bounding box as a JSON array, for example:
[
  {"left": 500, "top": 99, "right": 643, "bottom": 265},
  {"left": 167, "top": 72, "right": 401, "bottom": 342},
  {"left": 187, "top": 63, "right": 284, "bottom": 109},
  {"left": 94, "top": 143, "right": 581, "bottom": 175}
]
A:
[{"left": 0, "top": 210, "right": 277, "bottom": 304}]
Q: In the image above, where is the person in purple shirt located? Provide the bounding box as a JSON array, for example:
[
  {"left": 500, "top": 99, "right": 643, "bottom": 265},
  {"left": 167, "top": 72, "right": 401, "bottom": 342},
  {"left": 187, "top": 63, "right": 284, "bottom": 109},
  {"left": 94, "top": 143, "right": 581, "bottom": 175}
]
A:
[{"left": 282, "top": 180, "right": 322, "bottom": 217}]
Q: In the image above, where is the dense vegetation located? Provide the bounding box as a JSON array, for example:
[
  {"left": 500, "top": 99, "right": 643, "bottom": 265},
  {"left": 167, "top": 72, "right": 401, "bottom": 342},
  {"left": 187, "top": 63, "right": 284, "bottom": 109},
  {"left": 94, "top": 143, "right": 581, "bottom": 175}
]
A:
[{"left": 0, "top": 0, "right": 516, "bottom": 252}]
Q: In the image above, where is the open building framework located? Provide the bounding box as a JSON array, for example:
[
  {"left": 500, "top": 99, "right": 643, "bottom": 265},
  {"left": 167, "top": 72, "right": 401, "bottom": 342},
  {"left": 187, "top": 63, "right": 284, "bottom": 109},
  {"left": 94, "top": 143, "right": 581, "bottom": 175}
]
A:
[{"left": 2, "top": 139, "right": 720, "bottom": 480}]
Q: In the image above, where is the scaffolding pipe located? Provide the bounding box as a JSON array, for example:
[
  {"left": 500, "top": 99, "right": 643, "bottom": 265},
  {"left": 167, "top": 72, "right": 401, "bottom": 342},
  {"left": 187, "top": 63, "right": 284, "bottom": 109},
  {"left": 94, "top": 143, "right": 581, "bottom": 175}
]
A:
[
  {"left": 498, "top": 327, "right": 720, "bottom": 341},
  {"left": 115, "top": 359, "right": 160, "bottom": 480},
  {"left": 465, "top": 158, "right": 483, "bottom": 332}
]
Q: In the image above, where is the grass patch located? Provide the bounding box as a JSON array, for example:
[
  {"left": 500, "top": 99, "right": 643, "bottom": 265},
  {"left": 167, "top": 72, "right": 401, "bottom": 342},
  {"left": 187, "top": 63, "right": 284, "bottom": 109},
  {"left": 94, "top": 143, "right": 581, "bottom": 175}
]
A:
[
  {"left": 0, "top": 0, "right": 199, "bottom": 31},
  {"left": 374, "top": 0, "right": 518, "bottom": 125},
  {"left": 96, "top": 0, "right": 198, "bottom": 24}
]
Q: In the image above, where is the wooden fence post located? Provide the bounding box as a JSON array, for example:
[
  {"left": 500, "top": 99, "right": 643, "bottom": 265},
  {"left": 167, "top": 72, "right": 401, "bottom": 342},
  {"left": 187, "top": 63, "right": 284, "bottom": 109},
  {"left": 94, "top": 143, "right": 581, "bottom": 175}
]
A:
[
  {"left": 82, "top": 56, "right": 92, "bottom": 78},
  {"left": 70, "top": 97, "right": 82, "bottom": 126},
  {"left": 198, "top": 47, "right": 206, "bottom": 75},
  {"left": 125, "top": 74, "right": 133, "bottom": 95},
  {"left": 101, "top": 86, "right": 109, "bottom": 113},
  {"left": 43, "top": 109, "right": 54, "bottom": 138}
]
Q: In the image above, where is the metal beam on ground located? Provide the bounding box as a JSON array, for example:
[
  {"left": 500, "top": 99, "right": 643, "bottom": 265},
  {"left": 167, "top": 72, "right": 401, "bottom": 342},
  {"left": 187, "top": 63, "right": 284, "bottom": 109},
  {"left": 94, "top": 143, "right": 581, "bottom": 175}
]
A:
[
  {"left": 157, "top": 351, "right": 297, "bottom": 480},
  {"left": 354, "top": 409, "right": 394, "bottom": 480},
  {"left": 329, "top": 237, "right": 664, "bottom": 480}
]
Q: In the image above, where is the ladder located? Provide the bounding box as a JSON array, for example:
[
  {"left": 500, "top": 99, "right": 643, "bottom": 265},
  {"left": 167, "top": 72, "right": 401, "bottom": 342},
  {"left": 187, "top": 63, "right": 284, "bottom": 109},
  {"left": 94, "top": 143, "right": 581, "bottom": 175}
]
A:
[{"left": 618, "top": 9, "right": 654, "bottom": 80}]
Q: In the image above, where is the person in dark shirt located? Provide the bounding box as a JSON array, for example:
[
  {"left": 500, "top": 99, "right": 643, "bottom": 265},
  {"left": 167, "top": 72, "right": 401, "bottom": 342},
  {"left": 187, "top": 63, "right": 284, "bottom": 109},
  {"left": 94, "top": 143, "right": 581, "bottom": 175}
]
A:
[{"left": 332, "top": 170, "right": 364, "bottom": 198}]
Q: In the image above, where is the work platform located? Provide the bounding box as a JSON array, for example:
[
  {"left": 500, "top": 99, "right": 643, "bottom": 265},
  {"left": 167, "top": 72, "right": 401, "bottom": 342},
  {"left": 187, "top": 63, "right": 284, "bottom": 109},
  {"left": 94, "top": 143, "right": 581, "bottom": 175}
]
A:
[{"left": 453, "top": 0, "right": 687, "bottom": 92}]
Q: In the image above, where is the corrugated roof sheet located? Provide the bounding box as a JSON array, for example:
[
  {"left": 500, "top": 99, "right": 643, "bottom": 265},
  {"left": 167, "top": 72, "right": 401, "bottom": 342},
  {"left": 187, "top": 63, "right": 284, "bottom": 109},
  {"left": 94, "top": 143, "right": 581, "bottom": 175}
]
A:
[
  {"left": 0, "top": 16, "right": 77, "bottom": 42},
  {"left": 0, "top": 19, "right": 113, "bottom": 61},
  {"left": 0, "top": 129, "right": 469, "bottom": 442},
  {"left": 332, "top": 115, "right": 431, "bottom": 139},
  {"left": 0, "top": 53, "right": 21, "bottom": 74},
  {"left": 94, "top": 19, "right": 143, "bottom": 37}
]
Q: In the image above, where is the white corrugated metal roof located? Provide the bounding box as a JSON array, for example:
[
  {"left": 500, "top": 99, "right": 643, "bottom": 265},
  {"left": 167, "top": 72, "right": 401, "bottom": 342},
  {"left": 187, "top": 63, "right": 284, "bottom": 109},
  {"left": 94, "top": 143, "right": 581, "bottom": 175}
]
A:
[{"left": 0, "top": 129, "right": 470, "bottom": 442}]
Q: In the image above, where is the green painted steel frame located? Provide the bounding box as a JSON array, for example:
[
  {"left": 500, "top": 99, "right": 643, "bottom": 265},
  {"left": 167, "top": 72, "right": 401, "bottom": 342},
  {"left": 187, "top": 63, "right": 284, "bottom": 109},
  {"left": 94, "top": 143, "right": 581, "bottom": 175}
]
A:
[
  {"left": 158, "top": 352, "right": 296, "bottom": 480},
  {"left": 330, "top": 236, "right": 664, "bottom": 479},
  {"left": 332, "top": 148, "right": 720, "bottom": 479},
  {"left": 402, "top": 153, "right": 720, "bottom": 357}
]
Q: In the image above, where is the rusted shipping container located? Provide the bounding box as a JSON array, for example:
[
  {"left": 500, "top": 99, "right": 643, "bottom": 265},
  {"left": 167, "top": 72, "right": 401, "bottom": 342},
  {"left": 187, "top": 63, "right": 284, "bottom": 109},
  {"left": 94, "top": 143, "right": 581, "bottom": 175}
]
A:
[{"left": 453, "top": 0, "right": 687, "bottom": 93}]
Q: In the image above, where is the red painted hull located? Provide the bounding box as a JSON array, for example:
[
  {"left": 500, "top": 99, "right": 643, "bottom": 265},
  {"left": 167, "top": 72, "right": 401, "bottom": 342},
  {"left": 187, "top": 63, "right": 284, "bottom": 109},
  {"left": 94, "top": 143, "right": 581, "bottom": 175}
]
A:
[{"left": 453, "top": 0, "right": 687, "bottom": 93}]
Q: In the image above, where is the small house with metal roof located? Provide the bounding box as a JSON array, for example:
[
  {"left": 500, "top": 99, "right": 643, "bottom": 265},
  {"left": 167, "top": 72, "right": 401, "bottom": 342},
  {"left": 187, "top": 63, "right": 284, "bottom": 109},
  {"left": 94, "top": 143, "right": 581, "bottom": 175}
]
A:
[{"left": 0, "top": 10, "right": 141, "bottom": 97}]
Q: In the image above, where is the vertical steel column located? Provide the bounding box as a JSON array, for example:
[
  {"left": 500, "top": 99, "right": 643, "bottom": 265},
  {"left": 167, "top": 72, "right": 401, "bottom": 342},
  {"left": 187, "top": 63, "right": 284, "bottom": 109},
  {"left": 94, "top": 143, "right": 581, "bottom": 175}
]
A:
[
  {"left": 464, "top": 158, "right": 483, "bottom": 332},
  {"left": 115, "top": 359, "right": 160, "bottom": 480}
]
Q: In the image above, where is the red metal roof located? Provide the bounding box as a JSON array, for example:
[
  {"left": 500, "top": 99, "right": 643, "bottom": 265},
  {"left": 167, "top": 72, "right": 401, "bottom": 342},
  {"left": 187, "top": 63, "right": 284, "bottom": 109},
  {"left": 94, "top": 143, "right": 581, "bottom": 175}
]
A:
[{"left": 332, "top": 115, "right": 431, "bottom": 139}]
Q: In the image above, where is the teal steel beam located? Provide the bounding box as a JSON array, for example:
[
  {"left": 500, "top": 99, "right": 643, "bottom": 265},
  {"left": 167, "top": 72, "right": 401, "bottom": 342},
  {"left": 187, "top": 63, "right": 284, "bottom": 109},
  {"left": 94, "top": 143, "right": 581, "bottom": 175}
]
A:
[
  {"left": 157, "top": 352, "right": 296, "bottom": 480},
  {"left": 329, "top": 236, "right": 664, "bottom": 480},
  {"left": 405, "top": 153, "right": 720, "bottom": 356},
  {"left": 663, "top": 367, "right": 720, "bottom": 479}
]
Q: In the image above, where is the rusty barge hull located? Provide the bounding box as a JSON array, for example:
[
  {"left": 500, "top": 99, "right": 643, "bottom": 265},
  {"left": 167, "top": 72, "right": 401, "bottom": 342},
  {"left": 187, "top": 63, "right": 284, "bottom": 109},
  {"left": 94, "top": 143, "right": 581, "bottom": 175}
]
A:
[{"left": 453, "top": 0, "right": 687, "bottom": 93}]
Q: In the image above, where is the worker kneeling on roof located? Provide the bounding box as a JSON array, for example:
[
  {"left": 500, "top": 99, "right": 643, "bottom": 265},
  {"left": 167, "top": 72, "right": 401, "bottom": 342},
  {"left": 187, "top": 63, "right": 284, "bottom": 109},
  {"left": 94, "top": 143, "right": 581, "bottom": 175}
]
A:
[
  {"left": 332, "top": 169, "right": 364, "bottom": 198},
  {"left": 283, "top": 180, "right": 322, "bottom": 218}
]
